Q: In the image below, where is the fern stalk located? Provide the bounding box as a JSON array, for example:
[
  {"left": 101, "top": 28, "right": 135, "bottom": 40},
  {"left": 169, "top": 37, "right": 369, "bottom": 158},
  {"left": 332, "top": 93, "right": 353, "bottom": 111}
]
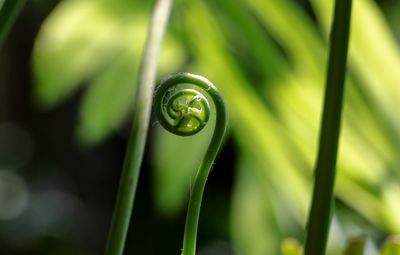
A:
[
  {"left": 154, "top": 73, "right": 228, "bottom": 255},
  {"left": 304, "top": 0, "right": 353, "bottom": 255},
  {"left": 0, "top": 0, "right": 26, "bottom": 47},
  {"left": 105, "top": 0, "right": 173, "bottom": 254}
]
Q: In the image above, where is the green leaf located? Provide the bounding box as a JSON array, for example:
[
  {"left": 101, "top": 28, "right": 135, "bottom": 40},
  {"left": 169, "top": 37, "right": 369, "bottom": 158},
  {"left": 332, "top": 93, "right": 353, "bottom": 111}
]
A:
[
  {"left": 281, "top": 238, "right": 303, "bottom": 255},
  {"left": 33, "top": 0, "right": 130, "bottom": 108},
  {"left": 381, "top": 236, "right": 400, "bottom": 255},
  {"left": 243, "top": 0, "right": 325, "bottom": 80},
  {"left": 33, "top": 0, "right": 184, "bottom": 145},
  {"left": 77, "top": 50, "right": 138, "bottom": 145},
  {"left": 231, "top": 155, "right": 281, "bottom": 255},
  {"left": 344, "top": 236, "right": 378, "bottom": 255}
]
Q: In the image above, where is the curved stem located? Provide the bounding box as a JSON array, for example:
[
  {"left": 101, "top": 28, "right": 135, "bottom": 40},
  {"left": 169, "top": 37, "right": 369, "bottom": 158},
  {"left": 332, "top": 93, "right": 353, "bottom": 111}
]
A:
[
  {"left": 104, "top": 0, "right": 173, "bottom": 254},
  {"left": 304, "top": 0, "right": 352, "bottom": 255},
  {"left": 154, "top": 73, "right": 228, "bottom": 255}
]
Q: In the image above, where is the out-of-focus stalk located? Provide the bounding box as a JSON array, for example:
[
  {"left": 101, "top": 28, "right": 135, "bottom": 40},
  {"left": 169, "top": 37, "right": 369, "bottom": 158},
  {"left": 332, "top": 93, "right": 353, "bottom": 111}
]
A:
[
  {"left": 0, "top": 0, "right": 26, "bottom": 47},
  {"left": 105, "top": 0, "right": 173, "bottom": 254},
  {"left": 304, "top": 0, "right": 353, "bottom": 254}
]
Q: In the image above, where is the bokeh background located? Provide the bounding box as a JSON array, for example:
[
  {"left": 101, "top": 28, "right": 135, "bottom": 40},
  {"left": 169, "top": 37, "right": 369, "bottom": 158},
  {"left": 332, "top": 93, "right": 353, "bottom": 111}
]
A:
[{"left": 1, "top": 0, "right": 400, "bottom": 254}]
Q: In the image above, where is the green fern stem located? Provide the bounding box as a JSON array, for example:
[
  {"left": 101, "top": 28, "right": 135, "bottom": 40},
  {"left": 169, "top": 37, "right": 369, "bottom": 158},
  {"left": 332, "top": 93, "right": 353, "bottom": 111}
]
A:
[
  {"left": 104, "top": 0, "right": 173, "bottom": 254},
  {"left": 304, "top": 0, "right": 353, "bottom": 255},
  {"left": 154, "top": 72, "right": 228, "bottom": 255}
]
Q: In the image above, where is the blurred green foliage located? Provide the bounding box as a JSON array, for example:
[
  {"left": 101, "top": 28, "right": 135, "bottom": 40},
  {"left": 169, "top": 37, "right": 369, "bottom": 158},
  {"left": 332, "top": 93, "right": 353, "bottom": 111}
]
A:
[
  {"left": 31, "top": 0, "right": 400, "bottom": 254},
  {"left": 281, "top": 238, "right": 303, "bottom": 255},
  {"left": 343, "top": 236, "right": 378, "bottom": 255},
  {"left": 33, "top": 0, "right": 184, "bottom": 144},
  {"left": 381, "top": 236, "right": 400, "bottom": 255},
  {"left": 338, "top": 235, "right": 400, "bottom": 255},
  {"left": 0, "top": 0, "right": 26, "bottom": 46}
]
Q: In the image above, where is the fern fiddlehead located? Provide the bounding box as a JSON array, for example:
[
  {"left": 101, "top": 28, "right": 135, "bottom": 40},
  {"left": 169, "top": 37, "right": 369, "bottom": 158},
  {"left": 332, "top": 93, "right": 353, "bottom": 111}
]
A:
[{"left": 154, "top": 72, "right": 228, "bottom": 255}]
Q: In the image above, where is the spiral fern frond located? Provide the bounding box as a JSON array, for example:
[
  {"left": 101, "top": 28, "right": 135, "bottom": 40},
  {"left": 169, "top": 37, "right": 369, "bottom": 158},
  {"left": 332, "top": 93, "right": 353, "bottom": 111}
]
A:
[{"left": 154, "top": 72, "right": 228, "bottom": 255}]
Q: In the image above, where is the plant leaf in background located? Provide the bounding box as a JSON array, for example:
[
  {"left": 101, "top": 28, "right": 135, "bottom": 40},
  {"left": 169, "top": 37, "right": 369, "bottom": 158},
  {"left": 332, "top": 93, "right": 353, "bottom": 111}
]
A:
[
  {"left": 281, "top": 238, "right": 303, "bottom": 255},
  {"left": 77, "top": 50, "right": 138, "bottom": 145},
  {"left": 344, "top": 236, "right": 379, "bottom": 255},
  {"left": 33, "top": 0, "right": 183, "bottom": 145},
  {"left": 381, "top": 236, "right": 400, "bottom": 255},
  {"left": 0, "top": 0, "right": 26, "bottom": 47},
  {"left": 232, "top": 154, "right": 281, "bottom": 255},
  {"left": 384, "top": 2, "right": 400, "bottom": 41}
]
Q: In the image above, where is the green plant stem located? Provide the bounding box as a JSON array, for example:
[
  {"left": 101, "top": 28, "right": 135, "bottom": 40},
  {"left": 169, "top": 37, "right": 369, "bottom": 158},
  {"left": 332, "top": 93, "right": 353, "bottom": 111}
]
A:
[
  {"left": 154, "top": 73, "right": 228, "bottom": 255},
  {"left": 0, "top": 0, "right": 26, "bottom": 47},
  {"left": 104, "top": 0, "right": 173, "bottom": 254},
  {"left": 304, "top": 0, "right": 352, "bottom": 255}
]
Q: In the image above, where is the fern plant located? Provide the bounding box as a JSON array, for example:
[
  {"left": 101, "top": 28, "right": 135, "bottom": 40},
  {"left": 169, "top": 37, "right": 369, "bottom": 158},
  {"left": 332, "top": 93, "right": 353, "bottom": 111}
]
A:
[
  {"left": 2, "top": 0, "right": 399, "bottom": 254},
  {"left": 154, "top": 72, "right": 227, "bottom": 255}
]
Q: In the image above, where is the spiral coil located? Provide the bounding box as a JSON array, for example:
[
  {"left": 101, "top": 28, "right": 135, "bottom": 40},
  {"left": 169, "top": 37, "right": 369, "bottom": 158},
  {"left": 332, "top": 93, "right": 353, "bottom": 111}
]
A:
[
  {"left": 154, "top": 73, "right": 219, "bottom": 137},
  {"left": 154, "top": 72, "right": 227, "bottom": 255}
]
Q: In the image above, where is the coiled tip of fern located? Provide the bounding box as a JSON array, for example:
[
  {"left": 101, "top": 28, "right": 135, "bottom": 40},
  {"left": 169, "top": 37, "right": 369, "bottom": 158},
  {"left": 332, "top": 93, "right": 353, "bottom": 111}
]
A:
[{"left": 154, "top": 73, "right": 212, "bottom": 136}]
